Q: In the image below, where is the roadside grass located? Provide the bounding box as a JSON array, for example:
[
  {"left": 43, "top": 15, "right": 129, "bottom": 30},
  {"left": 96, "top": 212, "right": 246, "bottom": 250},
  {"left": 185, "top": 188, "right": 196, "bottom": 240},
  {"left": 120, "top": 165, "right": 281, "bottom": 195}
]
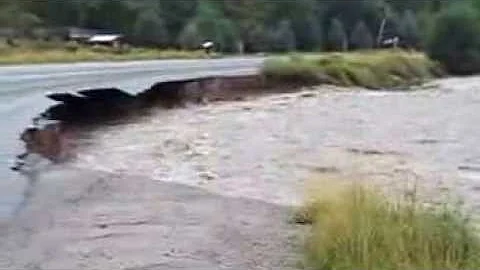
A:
[
  {"left": 294, "top": 179, "right": 480, "bottom": 270},
  {"left": 0, "top": 41, "right": 214, "bottom": 64},
  {"left": 262, "top": 50, "right": 443, "bottom": 89}
]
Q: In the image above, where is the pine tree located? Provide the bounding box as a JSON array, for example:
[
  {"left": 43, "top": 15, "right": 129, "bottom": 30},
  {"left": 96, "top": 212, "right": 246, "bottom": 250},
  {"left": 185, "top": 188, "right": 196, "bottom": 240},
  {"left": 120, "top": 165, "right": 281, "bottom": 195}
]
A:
[
  {"left": 293, "top": 14, "right": 322, "bottom": 51},
  {"left": 350, "top": 21, "right": 374, "bottom": 49},
  {"left": 270, "top": 20, "right": 296, "bottom": 52},
  {"left": 427, "top": 2, "right": 480, "bottom": 74},
  {"left": 177, "top": 21, "right": 201, "bottom": 50},
  {"left": 133, "top": 10, "right": 169, "bottom": 46},
  {"left": 327, "top": 18, "right": 348, "bottom": 51},
  {"left": 399, "top": 9, "right": 420, "bottom": 48}
]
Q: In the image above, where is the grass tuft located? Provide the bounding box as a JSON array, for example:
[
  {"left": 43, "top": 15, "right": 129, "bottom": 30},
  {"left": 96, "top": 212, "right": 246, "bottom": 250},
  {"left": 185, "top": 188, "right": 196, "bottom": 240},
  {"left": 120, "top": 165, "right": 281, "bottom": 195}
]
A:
[
  {"left": 262, "top": 50, "right": 443, "bottom": 90},
  {"left": 296, "top": 179, "right": 480, "bottom": 270}
]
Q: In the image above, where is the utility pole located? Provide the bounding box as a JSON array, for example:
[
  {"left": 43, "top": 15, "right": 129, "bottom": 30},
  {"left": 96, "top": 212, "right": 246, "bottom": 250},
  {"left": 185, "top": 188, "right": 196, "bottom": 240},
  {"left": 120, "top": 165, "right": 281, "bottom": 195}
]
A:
[{"left": 376, "top": 5, "right": 388, "bottom": 47}]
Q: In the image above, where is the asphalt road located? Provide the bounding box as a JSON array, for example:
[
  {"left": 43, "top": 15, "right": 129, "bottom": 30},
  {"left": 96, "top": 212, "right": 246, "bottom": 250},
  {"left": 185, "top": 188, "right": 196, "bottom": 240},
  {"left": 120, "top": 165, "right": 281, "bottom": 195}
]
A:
[{"left": 0, "top": 57, "right": 264, "bottom": 218}]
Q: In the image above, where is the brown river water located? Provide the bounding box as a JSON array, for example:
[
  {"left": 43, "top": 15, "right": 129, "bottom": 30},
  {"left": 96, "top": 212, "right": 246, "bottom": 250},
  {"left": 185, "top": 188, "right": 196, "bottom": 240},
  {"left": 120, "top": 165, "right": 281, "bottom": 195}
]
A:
[{"left": 1, "top": 77, "right": 480, "bottom": 269}]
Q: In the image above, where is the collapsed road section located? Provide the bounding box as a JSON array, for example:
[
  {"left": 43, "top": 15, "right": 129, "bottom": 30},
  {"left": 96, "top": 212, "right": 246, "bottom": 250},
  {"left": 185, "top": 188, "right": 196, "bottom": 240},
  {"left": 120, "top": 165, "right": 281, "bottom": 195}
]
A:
[{"left": 12, "top": 74, "right": 296, "bottom": 172}]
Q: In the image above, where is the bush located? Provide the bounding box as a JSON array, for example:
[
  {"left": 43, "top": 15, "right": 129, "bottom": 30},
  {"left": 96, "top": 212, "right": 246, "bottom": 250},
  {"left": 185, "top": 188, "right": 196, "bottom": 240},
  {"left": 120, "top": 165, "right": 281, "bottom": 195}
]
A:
[
  {"left": 90, "top": 45, "right": 114, "bottom": 54},
  {"left": 64, "top": 41, "right": 79, "bottom": 52},
  {"left": 24, "top": 40, "right": 64, "bottom": 50},
  {"left": 426, "top": 3, "right": 480, "bottom": 75},
  {"left": 263, "top": 58, "right": 325, "bottom": 85},
  {"left": 296, "top": 180, "right": 480, "bottom": 270}
]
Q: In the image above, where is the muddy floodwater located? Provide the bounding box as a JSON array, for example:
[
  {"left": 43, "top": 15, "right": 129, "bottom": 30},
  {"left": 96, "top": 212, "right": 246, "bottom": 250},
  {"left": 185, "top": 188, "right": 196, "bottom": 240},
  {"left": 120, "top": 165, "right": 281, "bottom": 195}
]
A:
[{"left": 1, "top": 77, "right": 480, "bottom": 269}]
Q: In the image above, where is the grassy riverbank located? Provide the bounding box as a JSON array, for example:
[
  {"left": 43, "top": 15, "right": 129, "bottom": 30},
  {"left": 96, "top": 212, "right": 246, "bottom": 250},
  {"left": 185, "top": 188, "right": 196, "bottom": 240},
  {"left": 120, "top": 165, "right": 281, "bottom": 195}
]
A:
[
  {"left": 0, "top": 42, "right": 213, "bottom": 65},
  {"left": 262, "top": 50, "right": 443, "bottom": 89},
  {"left": 295, "top": 180, "right": 480, "bottom": 270}
]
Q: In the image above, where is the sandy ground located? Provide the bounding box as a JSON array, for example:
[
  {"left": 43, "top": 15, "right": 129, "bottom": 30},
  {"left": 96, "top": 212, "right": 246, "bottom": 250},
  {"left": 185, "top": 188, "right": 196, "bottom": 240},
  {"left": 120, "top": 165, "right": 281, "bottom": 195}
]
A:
[{"left": 1, "top": 77, "right": 480, "bottom": 269}]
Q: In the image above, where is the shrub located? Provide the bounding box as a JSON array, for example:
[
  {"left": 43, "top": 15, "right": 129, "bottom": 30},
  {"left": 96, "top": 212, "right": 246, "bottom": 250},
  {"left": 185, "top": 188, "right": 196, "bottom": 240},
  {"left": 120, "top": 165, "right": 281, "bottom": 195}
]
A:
[
  {"left": 426, "top": 3, "right": 480, "bottom": 75},
  {"left": 90, "top": 45, "right": 114, "bottom": 54},
  {"left": 64, "top": 41, "right": 79, "bottom": 52},
  {"left": 297, "top": 180, "right": 480, "bottom": 270},
  {"left": 25, "top": 40, "right": 63, "bottom": 50},
  {"left": 263, "top": 58, "right": 325, "bottom": 85}
]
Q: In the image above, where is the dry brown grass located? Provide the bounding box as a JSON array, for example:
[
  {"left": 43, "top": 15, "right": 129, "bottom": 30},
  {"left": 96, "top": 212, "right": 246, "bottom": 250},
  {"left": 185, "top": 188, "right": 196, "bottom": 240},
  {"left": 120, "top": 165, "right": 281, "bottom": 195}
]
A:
[{"left": 295, "top": 179, "right": 480, "bottom": 270}]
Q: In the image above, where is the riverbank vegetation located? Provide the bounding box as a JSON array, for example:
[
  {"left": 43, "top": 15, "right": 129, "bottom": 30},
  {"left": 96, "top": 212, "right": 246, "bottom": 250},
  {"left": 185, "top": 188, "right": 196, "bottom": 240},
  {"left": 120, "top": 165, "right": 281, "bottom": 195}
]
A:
[
  {"left": 262, "top": 50, "right": 441, "bottom": 89},
  {"left": 295, "top": 180, "right": 480, "bottom": 270}
]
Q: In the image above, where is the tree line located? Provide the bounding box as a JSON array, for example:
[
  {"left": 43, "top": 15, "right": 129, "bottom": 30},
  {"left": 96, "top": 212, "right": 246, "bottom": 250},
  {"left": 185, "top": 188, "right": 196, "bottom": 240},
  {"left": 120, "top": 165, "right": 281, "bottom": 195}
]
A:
[
  {"left": 0, "top": 0, "right": 453, "bottom": 52},
  {"left": 3, "top": 0, "right": 480, "bottom": 74}
]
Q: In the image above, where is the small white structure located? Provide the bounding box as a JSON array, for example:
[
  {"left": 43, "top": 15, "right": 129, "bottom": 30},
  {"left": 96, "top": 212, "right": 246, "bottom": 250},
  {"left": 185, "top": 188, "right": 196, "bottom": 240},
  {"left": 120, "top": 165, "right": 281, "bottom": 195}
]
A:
[
  {"left": 201, "top": 41, "right": 214, "bottom": 49},
  {"left": 87, "top": 34, "right": 124, "bottom": 47},
  {"left": 382, "top": 36, "right": 399, "bottom": 48},
  {"left": 68, "top": 27, "right": 98, "bottom": 42},
  {"left": 88, "top": 34, "right": 123, "bottom": 43}
]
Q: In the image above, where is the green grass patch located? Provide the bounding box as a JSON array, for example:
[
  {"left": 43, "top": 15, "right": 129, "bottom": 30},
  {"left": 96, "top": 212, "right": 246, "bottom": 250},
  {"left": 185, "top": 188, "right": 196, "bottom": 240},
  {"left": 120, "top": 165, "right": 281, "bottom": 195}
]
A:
[
  {"left": 295, "top": 180, "right": 480, "bottom": 270},
  {"left": 262, "top": 50, "right": 443, "bottom": 90},
  {"left": 0, "top": 41, "right": 215, "bottom": 65}
]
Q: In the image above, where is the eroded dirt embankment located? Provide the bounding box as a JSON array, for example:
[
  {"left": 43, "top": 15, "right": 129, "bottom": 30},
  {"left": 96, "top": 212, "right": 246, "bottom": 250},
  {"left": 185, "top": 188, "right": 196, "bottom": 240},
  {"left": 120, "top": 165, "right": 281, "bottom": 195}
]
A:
[
  {"left": 12, "top": 74, "right": 304, "bottom": 171},
  {"left": 4, "top": 75, "right": 480, "bottom": 269}
]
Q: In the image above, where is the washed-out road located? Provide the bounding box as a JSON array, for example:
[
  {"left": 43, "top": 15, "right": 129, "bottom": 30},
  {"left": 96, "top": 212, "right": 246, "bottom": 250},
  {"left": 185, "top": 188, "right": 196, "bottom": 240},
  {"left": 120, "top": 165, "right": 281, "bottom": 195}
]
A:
[{"left": 0, "top": 57, "right": 264, "bottom": 218}]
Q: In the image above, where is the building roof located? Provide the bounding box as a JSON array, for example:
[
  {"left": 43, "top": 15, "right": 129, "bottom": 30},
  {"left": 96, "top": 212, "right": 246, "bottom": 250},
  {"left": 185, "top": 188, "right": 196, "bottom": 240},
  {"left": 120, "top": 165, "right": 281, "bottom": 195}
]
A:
[
  {"left": 88, "top": 34, "right": 123, "bottom": 43},
  {"left": 68, "top": 27, "right": 99, "bottom": 39}
]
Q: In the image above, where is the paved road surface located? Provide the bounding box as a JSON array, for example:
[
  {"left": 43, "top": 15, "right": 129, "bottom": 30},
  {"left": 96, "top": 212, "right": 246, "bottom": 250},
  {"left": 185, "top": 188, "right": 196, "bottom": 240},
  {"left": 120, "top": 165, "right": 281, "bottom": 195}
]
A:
[{"left": 0, "top": 58, "right": 264, "bottom": 218}]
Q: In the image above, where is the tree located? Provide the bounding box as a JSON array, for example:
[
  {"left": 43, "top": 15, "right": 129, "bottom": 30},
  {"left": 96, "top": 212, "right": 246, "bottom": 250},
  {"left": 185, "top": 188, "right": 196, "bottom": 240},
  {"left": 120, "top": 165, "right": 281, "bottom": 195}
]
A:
[
  {"left": 427, "top": 2, "right": 480, "bottom": 74},
  {"left": 399, "top": 9, "right": 420, "bottom": 48},
  {"left": 158, "top": 0, "right": 197, "bottom": 43},
  {"left": 183, "top": 0, "right": 238, "bottom": 52},
  {"left": 264, "top": 0, "right": 321, "bottom": 51},
  {"left": 385, "top": 0, "right": 433, "bottom": 13},
  {"left": 177, "top": 21, "right": 201, "bottom": 50},
  {"left": 327, "top": 18, "right": 348, "bottom": 51},
  {"left": 269, "top": 20, "right": 296, "bottom": 52},
  {"left": 80, "top": 0, "right": 136, "bottom": 33},
  {"left": 221, "top": 0, "right": 269, "bottom": 52},
  {"left": 0, "top": 2, "right": 42, "bottom": 37},
  {"left": 350, "top": 21, "right": 374, "bottom": 49},
  {"left": 292, "top": 13, "right": 322, "bottom": 51},
  {"left": 133, "top": 10, "right": 169, "bottom": 46},
  {"left": 320, "top": 0, "right": 383, "bottom": 36},
  {"left": 0, "top": 0, "right": 474, "bottom": 55}
]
